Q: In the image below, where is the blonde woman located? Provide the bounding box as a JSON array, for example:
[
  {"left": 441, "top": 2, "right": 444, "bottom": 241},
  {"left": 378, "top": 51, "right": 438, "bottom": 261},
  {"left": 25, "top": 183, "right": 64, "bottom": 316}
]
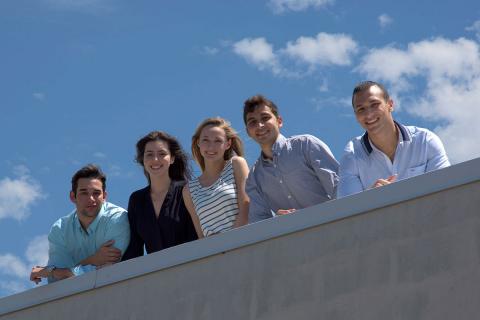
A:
[{"left": 183, "top": 117, "right": 249, "bottom": 237}]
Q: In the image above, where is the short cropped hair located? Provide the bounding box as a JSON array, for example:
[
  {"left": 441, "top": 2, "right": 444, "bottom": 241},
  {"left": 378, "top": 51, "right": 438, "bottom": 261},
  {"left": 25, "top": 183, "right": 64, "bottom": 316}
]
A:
[
  {"left": 71, "top": 164, "right": 106, "bottom": 196},
  {"left": 135, "top": 131, "right": 191, "bottom": 182},
  {"left": 243, "top": 95, "right": 279, "bottom": 125},
  {"left": 352, "top": 81, "right": 390, "bottom": 107},
  {"left": 191, "top": 117, "right": 244, "bottom": 171}
]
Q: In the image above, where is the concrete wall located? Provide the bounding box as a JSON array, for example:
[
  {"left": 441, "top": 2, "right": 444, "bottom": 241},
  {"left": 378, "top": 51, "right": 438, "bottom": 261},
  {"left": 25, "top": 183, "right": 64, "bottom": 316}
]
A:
[{"left": 1, "top": 158, "right": 480, "bottom": 320}]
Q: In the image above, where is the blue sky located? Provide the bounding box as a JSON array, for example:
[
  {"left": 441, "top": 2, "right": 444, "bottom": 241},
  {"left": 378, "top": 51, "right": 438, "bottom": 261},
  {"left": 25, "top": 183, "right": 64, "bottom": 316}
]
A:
[{"left": 1, "top": 0, "right": 479, "bottom": 297}]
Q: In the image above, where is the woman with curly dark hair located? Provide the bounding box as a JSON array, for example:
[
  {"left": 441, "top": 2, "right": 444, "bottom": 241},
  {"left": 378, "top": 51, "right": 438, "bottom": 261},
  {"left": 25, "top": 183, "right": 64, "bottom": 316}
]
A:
[{"left": 122, "top": 131, "right": 197, "bottom": 260}]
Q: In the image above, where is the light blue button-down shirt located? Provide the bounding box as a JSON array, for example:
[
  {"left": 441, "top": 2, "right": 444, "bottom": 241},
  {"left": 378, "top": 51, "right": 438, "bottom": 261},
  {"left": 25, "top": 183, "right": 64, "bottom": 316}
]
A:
[
  {"left": 338, "top": 123, "right": 450, "bottom": 198},
  {"left": 47, "top": 202, "right": 130, "bottom": 282},
  {"left": 247, "top": 134, "right": 339, "bottom": 223}
]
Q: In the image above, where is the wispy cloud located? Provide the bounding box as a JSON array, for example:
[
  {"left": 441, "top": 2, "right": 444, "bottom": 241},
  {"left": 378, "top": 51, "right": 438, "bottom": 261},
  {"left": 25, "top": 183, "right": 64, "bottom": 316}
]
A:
[
  {"left": 25, "top": 235, "right": 49, "bottom": 267},
  {"left": 32, "top": 92, "right": 46, "bottom": 101},
  {"left": 378, "top": 13, "right": 393, "bottom": 29},
  {"left": 0, "top": 235, "right": 49, "bottom": 296},
  {"left": 356, "top": 37, "right": 480, "bottom": 163},
  {"left": 93, "top": 152, "right": 107, "bottom": 159},
  {"left": 0, "top": 254, "right": 29, "bottom": 278},
  {"left": 232, "top": 32, "right": 358, "bottom": 77},
  {"left": 0, "top": 166, "right": 44, "bottom": 221},
  {"left": 202, "top": 46, "right": 219, "bottom": 56},
  {"left": 466, "top": 20, "right": 480, "bottom": 40},
  {"left": 268, "top": 0, "right": 334, "bottom": 14}
]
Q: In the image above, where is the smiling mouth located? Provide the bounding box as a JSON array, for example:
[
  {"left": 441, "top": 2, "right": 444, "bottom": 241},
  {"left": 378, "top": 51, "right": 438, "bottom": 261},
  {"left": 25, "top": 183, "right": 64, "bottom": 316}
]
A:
[
  {"left": 256, "top": 130, "right": 269, "bottom": 138},
  {"left": 365, "top": 118, "right": 379, "bottom": 126}
]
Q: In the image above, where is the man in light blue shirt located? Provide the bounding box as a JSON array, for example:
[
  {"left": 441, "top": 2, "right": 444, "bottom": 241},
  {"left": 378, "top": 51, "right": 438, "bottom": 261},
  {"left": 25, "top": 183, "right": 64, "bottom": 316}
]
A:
[
  {"left": 338, "top": 81, "right": 450, "bottom": 198},
  {"left": 30, "top": 164, "right": 129, "bottom": 284},
  {"left": 243, "top": 95, "right": 339, "bottom": 223}
]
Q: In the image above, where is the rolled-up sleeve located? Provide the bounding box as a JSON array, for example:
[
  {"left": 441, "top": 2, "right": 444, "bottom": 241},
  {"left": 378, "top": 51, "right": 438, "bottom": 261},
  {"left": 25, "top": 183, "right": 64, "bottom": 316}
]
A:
[{"left": 104, "top": 208, "right": 130, "bottom": 256}]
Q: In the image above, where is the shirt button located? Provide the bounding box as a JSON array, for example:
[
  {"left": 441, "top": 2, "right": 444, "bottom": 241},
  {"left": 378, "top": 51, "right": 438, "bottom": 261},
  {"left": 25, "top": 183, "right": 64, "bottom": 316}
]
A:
[
  {"left": 287, "top": 195, "right": 291, "bottom": 199},
  {"left": 279, "top": 180, "right": 283, "bottom": 184}
]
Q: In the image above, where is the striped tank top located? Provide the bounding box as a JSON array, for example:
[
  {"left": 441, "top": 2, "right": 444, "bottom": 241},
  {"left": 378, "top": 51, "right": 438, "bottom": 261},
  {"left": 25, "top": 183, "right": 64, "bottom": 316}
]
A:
[{"left": 188, "top": 160, "right": 239, "bottom": 236}]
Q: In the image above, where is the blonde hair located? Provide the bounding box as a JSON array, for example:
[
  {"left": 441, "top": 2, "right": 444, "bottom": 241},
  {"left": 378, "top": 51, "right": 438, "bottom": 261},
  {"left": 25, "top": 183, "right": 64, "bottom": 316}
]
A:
[{"left": 192, "top": 117, "right": 244, "bottom": 171}]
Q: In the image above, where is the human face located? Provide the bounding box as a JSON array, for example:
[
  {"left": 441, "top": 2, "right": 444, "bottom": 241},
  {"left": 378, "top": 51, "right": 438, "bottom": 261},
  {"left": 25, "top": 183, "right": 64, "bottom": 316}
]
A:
[
  {"left": 245, "top": 105, "right": 283, "bottom": 148},
  {"left": 70, "top": 178, "right": 106, "bottom": 219},
  {"left": 197, "top": 125, "right": 231, "bottom": 163},
  {"left": 143, "top": 140, "right": 174, "bottom": 179},
  {"left": 353, "top": 85, "right": 394, "bottom": 135}
]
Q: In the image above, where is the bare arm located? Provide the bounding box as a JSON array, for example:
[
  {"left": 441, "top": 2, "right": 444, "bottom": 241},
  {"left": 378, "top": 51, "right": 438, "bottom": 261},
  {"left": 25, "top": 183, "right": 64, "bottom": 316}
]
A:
[
  {"left": 182, "top": 185, "right": 204, "bottom": 238},
  {"left": 78, "top": 240, "right": 122, "bottom": 267},
  {"left": 30, "top": 266, "right": 73, "bottom": 284},
  {"left": 231, "top": 156, "right": 250, "bottom": 228}
]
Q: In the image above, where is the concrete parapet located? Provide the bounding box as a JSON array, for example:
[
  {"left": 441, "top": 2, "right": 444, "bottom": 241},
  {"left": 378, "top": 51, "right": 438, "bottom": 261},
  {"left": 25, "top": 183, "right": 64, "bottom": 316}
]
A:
[{"left": 1, "top": 158, "right": 479, "bottom": 320}]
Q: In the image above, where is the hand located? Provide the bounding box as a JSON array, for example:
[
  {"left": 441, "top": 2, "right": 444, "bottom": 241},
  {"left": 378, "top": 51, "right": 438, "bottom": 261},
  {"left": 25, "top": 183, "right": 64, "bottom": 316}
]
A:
[
  {"left": 30, "top": 266, "right": 48, "bottom": 284},
  {"left": 91, "top": 240, "right": 122, "bottom": 267},
  {"left": 276, "top": 208, "right": 296, "bottom": 216},
  {"left": 371, "top": 175, "right": 397, "bottom": 189}
]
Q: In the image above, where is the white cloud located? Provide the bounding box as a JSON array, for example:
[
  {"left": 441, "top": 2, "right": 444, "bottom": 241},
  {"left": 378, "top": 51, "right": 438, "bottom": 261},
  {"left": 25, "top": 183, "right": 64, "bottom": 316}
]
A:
[
  {"left": 0, "top": 280, "right": 27, "bottom": 295},
  {"left": 284, "top": 32, "right": 358, "bottom": 66},
  {"left": 268, "top": 0, "right": 333, "bottom": 14},
  {"left": 232, "top": 37, "right": 282, "bottom": 75},
  {"left": 378, "top": 14, "right": 393, "bottom": 28},
  {"left": 466, "top": 20, "right": 480, "bottom": 39},
  {"left": 0, "top": 235, "right": 49, "bottom": 296},
  {"left": 0, "top": 166, "right": 43, "bottom": 221},
  {"left": 233, "top": 33, "right": 358, "bottom": 77},
  {"left": 25, "top": 235, "right": 49, "bottom": 267},
  {"left": 0, "top": 254, "right": 29, "bottom": 278},
  {"left": 202, "top": 46, "right": 219, "bottom": 56},
  {"left": 356, "top": 37, "right": 480, "bottom": 163},
  {"left": 33, "top": 92, "right": 46, "bottom": 101}
]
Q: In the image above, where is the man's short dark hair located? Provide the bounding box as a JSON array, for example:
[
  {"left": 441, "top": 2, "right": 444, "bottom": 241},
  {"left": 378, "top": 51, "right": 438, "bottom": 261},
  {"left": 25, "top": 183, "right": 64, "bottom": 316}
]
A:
[
  {"left": 243, "top": 95, "right": 279, "bottom": 125},
  {"left": 352, "top": 81, "right": 390, "bottom": 107},
  {"left": 71, "top": 164, "right": 106, "bottom": 196}
]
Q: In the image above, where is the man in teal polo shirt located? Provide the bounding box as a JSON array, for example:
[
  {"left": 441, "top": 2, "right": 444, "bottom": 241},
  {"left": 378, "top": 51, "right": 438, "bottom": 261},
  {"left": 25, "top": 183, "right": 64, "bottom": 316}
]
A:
[{"left": 30, "top": 164, "right": 130, "bottom": 284}]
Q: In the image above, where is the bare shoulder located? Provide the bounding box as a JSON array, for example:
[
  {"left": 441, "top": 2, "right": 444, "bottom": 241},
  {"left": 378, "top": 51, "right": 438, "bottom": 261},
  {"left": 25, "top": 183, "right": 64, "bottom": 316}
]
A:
[{"left": 231, "top": 156, "right": 248, "bottom": 169}]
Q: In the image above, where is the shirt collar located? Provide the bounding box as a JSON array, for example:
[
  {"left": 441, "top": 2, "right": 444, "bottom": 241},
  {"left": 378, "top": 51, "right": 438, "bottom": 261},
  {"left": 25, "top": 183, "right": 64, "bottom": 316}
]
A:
[
  {"left": 267, "top": 134, "right": 287, "bottom": 157},
  {"left": 361, "top": 121, "right": 411, "bottom": 155},
  {"left": 74, "top": 202, "right": 107, "bottom": 234}
]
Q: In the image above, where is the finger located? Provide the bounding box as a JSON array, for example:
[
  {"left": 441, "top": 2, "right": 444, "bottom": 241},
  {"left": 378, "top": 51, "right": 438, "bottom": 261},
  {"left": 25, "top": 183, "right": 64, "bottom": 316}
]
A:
[
  {"left": 101, "top": 240, "right": 115, "bottom": 247},
  {"left": 387, "top": 174, "right": 397, "bottom": 182}
]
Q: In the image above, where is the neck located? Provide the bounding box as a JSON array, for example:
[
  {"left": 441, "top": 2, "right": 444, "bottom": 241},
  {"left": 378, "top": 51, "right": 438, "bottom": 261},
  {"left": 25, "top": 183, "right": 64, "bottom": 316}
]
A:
[
  {"left": 369, "top": 121, "right": 398, "bottom": 161},
  {"left": 261, "top": 143, "right": 274, "bottom": 160},
  {"left": 77, "top": 211, "right": 98, "bottom": 231},
  {"left": 150, "top": 175, "right": 171, "bottom": 194},
  {"left": 203, "top": 159, "right": 226, "bottom": 177}
]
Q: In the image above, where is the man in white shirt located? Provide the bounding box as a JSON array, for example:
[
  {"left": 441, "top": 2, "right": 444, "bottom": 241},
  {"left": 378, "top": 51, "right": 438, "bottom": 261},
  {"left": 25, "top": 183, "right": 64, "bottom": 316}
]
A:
[{"left": 338, "top": 81, "right": 450, "bottom": 197}]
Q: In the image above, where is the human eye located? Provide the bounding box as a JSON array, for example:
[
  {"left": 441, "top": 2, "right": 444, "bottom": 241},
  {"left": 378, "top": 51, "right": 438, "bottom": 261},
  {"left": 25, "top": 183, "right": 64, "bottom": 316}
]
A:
[
  {"left": 247, "top": 119, "right": 257, "bottom": 127},
  {"left": 355, "top": 107, "right": 364, "bottom": 114}
]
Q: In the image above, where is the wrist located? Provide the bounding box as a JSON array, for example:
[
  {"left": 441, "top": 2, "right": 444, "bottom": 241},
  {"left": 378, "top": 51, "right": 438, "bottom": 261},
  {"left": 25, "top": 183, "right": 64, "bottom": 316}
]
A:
[{"left": 46, "top": 265, "right": 57, "bottom": 278}]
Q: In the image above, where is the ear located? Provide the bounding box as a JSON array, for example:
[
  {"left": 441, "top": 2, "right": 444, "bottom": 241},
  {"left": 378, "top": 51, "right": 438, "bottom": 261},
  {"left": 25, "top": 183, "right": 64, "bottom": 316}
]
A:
[
  {"left": 102, "top": 191, "right": 108, "bottom": 201},
  {"left": 225, "top": 139, "right": 232, "bottom": 150},
  {"left": 387, "top": 99, "right": 394, "bottom": 112},
  {"left": 277, "top": 115, "right": 283, "bottom": 128},
  {"left": 170, "top": 156, "right": 175, "bottom": 164},
  {"left": 69, "top": 191, "right": 76, "bottom": 203}
]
